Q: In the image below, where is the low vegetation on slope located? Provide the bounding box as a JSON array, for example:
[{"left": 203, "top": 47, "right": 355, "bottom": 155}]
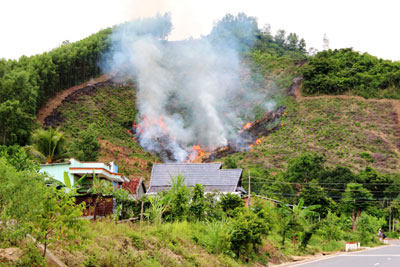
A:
[
  {"left": 224, "top": 96, "right": 400, "bottom": 174},
  {"left": 302, "top": 48, "right": 400, "bottom": 99},
  {"left": 52, "top": 220, "right": 242, "bottom": 267},
  {"left": 51, "top": 81, "right": 158, "bottom": 178}
]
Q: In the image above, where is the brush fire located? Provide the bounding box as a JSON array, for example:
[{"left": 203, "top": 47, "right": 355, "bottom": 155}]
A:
[
  {"left": 106, "top": 14, "right": 283, "bottom": 163},
  {"left": 131, "top": 106, "right": 285, "bottom": 162}
]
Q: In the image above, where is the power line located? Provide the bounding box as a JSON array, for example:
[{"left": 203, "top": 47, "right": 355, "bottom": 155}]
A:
[
  {"left": 264, "top": 191, "right": 400, "bottom": 202},
  {"left": 249, "top": 182, "right": 400, "bottom": 193},
  {"left": 248, "top": 176, "right": 396, "bottom": 185}
]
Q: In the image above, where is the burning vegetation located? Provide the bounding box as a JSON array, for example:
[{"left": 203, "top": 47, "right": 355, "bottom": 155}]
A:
[
  {"left": 131, "top": 106, "right": 286, "bottom": 162},
  {"left": 105, "top": 14, "right": 283, "bottom": 163},
  {"left": 202, "top": 106, "right": 286, "bottom": 162}
]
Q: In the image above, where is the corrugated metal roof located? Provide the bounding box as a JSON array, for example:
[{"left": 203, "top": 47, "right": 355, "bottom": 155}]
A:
[
  {"left": 148, "top": 163, "right": 242, "bottom": 193},
  {"left": 148, "top": 185, "right": 237, "bottom": 193}
]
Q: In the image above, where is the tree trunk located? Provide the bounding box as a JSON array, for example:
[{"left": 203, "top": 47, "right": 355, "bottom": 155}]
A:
[
  {"left": 43, "top": 232, "right": 48, "bottom": 257},
  {"left": 293, "top": 223, "right": 297, "bottom": 245},
  {"left": 393, "top": 217, "right": 395, "bottom": 232},
  {"left": 2, "top": 132, "right": 6, "bottom": 145},
  {"left": 93, "top": 195, "right": 98, "bottom": 220},
  {"left": 281, "top": 227, "right": 287, "bottom": 246},
  {"left": 352, "top": 209, "right": 361, "bottom": 231}
]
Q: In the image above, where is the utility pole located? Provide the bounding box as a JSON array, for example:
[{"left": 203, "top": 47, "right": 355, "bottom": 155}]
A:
[
  {"left": 140, "top": 200, "right": 144, "bottom": 227},
  {"left": 248, "top": 170, "right": 251, "bottom": 207}
]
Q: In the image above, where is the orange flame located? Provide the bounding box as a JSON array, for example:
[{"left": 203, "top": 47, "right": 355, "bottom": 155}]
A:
[
  {"left": 192, "top": 145, "right": 205, "bottom": 157},
  {"left": 242, "top": 122, "right": 252, "bottom": 130},
  {"left": 158, "top": 116, "right": 168, "bottom": 134},
  {"left": 185, "top": 144, "right": 206, "bottom": 162},
  {"left": 133, "top": 116, "right": 168, "bottom": 135}
]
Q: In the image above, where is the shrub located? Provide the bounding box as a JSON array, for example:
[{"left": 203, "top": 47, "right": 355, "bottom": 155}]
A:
[
  {"left": 220, "top": 193, "right": 244, "bottom": 213},
  {"left": 230, "top": 208, "right": 269, "bottom": 259},
  {"left": 69, "top": 124, "right": 101, "bottom": 161},
  {"left": 356, "top": 213, "right": 385, "bottom": 245},
  {"left": 129, "top": 232, "right": 145, "bottom": 250},
  {"left": 318, "top": 212, "right": 343, "bottom": 241},
  {"left": 194, "top": 220, "right": 233, "bottom": 255},
  {"left": 386, "top": 231, "right": 399, "bottom": 239}
]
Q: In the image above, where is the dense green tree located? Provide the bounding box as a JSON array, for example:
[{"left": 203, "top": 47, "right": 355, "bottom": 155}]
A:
[
  {"left": 189, "top": 184, "right": 206, "bottom": 221},
  {"left": 224, "top": 156, "right": 238, "bottom": 169},
  {"left": 285, "top": 153, "right": 326, "bottom": 185},
  {"left": 0, "top": 100, "right": 34, "bottom": 145},
  {"left": 319, "top": 212, "right": 344, "bottom": 241},
  {"left": 319, "top": 166, "right": 358, "bottom": 196},
  {"left": 0, "top": 158, "right": 85, "bottom": 256},
  {"left": 260, "top": 174, "right": 296, "bottom": 202},
  {"left": 33, "top": 187, "right": 85, "bottom": 256},
  {"left": 359, "top": 167, "right": 392, "bottom": 199},
  {"left": 302, "top": 48, "right": 400, "bottom": 98},
  {"left": 298, "top": 38, "right": 307, "bottom": 54},
  {"left": 69, "top": 124, "right": 101, "bottom": 161},
  {"left": 166, "top": 174, "right": 190, "bottom": 221},
  {"left": 286, "top": 33, "right": 299, "bottom": 51},
  {"left": 0, "top": 68, "right": 38, "bottom": 114},
  {"left": 300, "top": 181, "right": 337, "bottom": 218},
  {"left": 220, "top": 193, "right": 244, "bottom": 213},
  {"left": 342, "top": 183, "right": 373, "bottom": 231},
  {"left": 0, "top": 27, "right": 112, "bottom": 147},
  {"left": 229, "top": 207, "right": 269, "bottom": 258},
  {"left": 274, "top": 29, "right": 286, "bottom": 48},
  {"left": 356, "top": 213, "right": 385, "bottom": 244},
  {"left": 210, "top": 12, "right": 259, "bottom": 50},
  {"left": 0, "top": 145, "right": 38, "bottom": 171}
]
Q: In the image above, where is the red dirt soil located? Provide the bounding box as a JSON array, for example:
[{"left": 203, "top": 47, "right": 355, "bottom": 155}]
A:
[{"left": 36, "top": 74, "right": 112, "bottom": 124}]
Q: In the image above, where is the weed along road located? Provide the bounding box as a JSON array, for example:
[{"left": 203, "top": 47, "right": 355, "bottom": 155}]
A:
[{"left": 288, "top": 240, "right": 400, "bottom": 267}]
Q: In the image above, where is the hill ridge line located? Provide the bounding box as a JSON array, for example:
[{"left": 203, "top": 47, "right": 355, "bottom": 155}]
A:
[{"left": 36, "top": 74, "right": 112, "bottom": 124}]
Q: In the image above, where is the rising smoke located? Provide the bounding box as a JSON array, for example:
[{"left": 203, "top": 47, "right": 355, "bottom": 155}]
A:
[{"left": 103, "top": 13, "right": 277, "bottom": 162}]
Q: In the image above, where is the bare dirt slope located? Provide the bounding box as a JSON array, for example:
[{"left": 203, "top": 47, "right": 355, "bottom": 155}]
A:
[{"left": 36, "top": 74, "right": 112, "bottom": 124}]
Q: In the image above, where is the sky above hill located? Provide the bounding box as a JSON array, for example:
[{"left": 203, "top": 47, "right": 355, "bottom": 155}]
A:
[{"left": 1, "top": 0, "right": 399, "bottom": 61}]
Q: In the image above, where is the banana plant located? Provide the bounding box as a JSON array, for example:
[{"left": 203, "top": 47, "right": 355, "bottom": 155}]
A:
[
  {"left": 63, "top": 171, "right": 87, "bottom": 190},
  {"left": 280, "top": 198, "right": 320, "bottom": 246}
]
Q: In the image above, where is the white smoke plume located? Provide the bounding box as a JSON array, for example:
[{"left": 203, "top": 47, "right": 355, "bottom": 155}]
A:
[{"left": 104, "top": 13, "right": 277, "bottom": 162}]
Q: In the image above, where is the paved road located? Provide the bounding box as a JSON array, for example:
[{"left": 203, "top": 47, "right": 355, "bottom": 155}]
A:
[{"left": 290, "top": 240, "right": 400, "bottom": 267}]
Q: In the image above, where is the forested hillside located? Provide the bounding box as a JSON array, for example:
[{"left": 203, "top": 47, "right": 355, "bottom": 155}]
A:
[{"left": 0, "top": 28, "right": 111, "bottom": 145}]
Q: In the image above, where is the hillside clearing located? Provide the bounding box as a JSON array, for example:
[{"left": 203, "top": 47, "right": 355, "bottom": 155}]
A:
[{"left": 225, "top": 86, "right": 400, "bottom": 174}]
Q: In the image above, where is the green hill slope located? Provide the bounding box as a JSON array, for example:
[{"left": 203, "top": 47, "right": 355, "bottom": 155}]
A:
[
  {"left": 45, "top": 79, "right": 159, "bottom": 179},
  {"left": 224, "top": 95, "right": 400, "bottom": 175}
]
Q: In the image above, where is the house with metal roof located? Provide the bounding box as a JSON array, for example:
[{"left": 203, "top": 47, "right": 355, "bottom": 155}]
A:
[
  {"left": 147, "top": 163, "right": 246, "bottom": 195},
  {"left": 39, "top": 158, "right": 127, "bottom": 189}
]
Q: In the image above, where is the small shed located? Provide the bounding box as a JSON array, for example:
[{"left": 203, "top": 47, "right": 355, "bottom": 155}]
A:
[{"left": 122, "top": 177, "right": 146, "bottom": 199}]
